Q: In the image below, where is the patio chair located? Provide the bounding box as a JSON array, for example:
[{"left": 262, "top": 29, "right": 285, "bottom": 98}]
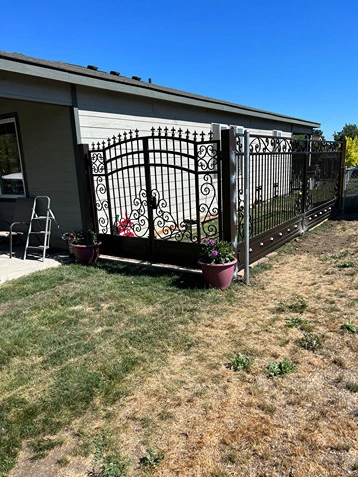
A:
[{"left": 0, "top": 198, "right": 34, "bottom": 258}]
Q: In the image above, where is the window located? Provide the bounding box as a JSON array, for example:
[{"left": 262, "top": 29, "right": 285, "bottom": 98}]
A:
[{"left": 0, "top": 117, "right": 25, "bottom": 197}]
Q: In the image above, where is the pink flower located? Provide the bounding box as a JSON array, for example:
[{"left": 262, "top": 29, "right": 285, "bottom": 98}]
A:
[
  {"left": 117, "top": 214, "right": 134, "bottom": 236},
  {"left": 211, "top": 250, "right": 218, "bottom": 256},
  {"left": 209, "top": 239, "right": 215, "bottom": 245}
]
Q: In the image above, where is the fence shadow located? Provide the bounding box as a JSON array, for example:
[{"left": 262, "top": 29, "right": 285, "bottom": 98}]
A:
[{"left": 93, "top": 258, "right": 206, "bottom": 289}]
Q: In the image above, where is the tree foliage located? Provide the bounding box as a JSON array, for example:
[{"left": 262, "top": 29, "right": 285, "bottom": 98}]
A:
[
  {"left": 345, "top": 136, "right": 358, "bottom": 168},
  {"left": 333, "top": 123, "right": 358, "bottom": 142},
  {"left": 313, "top": 129, "right": 325, "bottom": 139}
]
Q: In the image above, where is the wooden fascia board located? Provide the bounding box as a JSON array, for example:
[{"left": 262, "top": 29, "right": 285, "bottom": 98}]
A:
[{"left": 0, "top": 58, "right": 320, "bottom": 129}]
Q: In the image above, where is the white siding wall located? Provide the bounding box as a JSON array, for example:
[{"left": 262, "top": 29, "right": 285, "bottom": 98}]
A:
[
  {"left": 76, "top": 85, "right": 295, "bottom": 146},
  {"left": 79, "top": 109, "right": 212, "bottom": 144},
  {"left": 77, "top": 87, "right": 295, "bottom": 238}
]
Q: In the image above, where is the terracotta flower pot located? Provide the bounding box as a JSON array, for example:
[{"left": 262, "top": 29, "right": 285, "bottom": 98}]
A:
[
  {"left": 71, "top": 242, "right": 102, "bottom": 265},
  {"left": 198, "top": 258, "right": 237, "bottom": 290}
]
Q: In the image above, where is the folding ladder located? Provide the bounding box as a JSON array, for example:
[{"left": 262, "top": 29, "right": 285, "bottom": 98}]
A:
[{"left": 24, "top": 196, "right": 61, "bottom": 261}]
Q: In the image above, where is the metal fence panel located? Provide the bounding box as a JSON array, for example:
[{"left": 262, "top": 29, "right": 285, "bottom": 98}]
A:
[{"left": 85, "top": 129, "right": 343, "bottom": 269}]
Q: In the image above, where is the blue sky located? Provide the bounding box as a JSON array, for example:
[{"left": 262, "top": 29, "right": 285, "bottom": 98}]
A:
[{"left": 1, "top": 0, "right": 357, "bottom": 139}]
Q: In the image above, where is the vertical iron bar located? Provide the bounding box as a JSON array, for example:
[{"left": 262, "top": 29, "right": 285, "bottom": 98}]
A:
[
  {"left": 189, "top": 139, "right": 194, "bottom": 238},
  {"left": 124, "top": 138, "right": 131, "bottom": 225},
  {"left": 244, "top": 130, "right": 250, "bottom": 285},
  {"left": 270, "top": 140, "right": 273, "bottom": 229},
  {"left": 143, "top": 137, "right": 154, "bottom": 246},
  {"left": 216, "top": 138, "right": 222, "bottom": 242},
  {"left": 101, "top": 148, "right": 113, "bottom": 234},
  {"left": 194, "top": 141, "right": 201, "bottom": 243}
]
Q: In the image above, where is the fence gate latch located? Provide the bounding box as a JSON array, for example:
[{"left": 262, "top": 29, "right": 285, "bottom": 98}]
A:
[{"left": 149, "top": 194, "right": 158, "bottom": 209}]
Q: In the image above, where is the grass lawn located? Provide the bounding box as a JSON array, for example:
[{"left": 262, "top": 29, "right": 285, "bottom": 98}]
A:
[{"left": 1, "top": 217, "right": 358, "bottom": 476}]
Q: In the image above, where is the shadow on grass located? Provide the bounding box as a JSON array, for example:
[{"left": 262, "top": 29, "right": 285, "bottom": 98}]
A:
[
  {"left": 91, "top": 259, "right": 207, "bottom": 289},
  {"left": 330, "top": 210, "right": 358, "bottom": 222}
]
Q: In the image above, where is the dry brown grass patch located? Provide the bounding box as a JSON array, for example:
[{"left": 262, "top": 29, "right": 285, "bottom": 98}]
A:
[{"left": 8, "top": 218, "right": 358, "bottom": 477}]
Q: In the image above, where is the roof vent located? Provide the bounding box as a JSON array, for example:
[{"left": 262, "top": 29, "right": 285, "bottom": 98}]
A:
[
  {"left": 110, "top": 70, "right": 120, "bottom": 76},
  {"left": 148, "top": 78, "right": 152, "bottom": 83},
  {"left": 87, "top": 65, "right": 98, "bottom": 71},
  {"left": 132, "top": 76, "right": 141, "bottom": 81}
]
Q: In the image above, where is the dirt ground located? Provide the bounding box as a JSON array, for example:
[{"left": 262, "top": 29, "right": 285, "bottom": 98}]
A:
[{"left": 8, "top": 215, "right": 358, "bottom": 477}]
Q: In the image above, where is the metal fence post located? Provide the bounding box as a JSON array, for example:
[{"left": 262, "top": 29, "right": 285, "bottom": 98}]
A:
[
  {"left": 301, "top": 137, "right": 310, "bottom": 231},
  {"left": 244, "top": 130, "right": 250, "bottom": 285},
  {"left": 339, "top": 138, "right": 347, "bottom": 212},
  {"left": 221, "top": 128, "right": 237, "bottom": 258}
]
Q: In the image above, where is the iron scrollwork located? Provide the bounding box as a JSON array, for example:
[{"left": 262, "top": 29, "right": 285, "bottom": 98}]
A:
[
  {"left": 151, "top": 189, "right": 183, "bottom": 241},
  {"left": 90, "top": 151, "right": 110, "bottom": 233},
  {"left": 130, "top": 189, "right": 149, "bottom": 237}
]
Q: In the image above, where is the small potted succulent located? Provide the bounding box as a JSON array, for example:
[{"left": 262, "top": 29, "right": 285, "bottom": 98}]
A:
[
  {"left": 198, "top": 238, "right": 237, "bottom": 289},
  {"left": 63, "top": 229, "right": 102, "bottom": 265}
]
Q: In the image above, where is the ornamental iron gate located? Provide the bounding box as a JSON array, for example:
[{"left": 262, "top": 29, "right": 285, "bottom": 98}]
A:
[
  {"left": 83, "top": 128, "right": 344, "bottom": 269},
  {"left": 87, "top": 128, "right": 221, "bottom": 267}
]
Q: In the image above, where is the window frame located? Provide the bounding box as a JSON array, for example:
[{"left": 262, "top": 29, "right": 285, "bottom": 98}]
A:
[{"left": 0, "top": 114, "right": 26, "bottom": 199}]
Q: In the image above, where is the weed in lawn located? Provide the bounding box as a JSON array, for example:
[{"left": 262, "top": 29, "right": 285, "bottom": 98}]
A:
[
  {"left": 139, "top": 448, "right": 164, "bottom": 468},
  {"left": 332, "top": 356, "right": 346, "bottom": 368},
  {"left": 285, "top": 316, "right": 312, "bottom": 331},
  {"left": 340, "top": 319, "right": 357, "bottom": 334},
  {"left": 57, "top": 455, "right": 70, "bottom": 467},
  {"left": 336, "top": 261, "right": 356, "bottom": 268},
  {"left": 221, "top": 452, "right": 237, "bottom": 464},
  {"left": 140, "top": 416, "right": 154, "bottom": 429},
  {"left": 322, "top": 250, "right": 349, "bottom": 261},
  {"left": 267, "top": 359, "right": 297, "bottom": 377},
  {"left": 276, "top": 296, "right": 307, "bottom": 314},
  {"left": 346, "top": 381, "right": 358, "bottom": 393},
  {"left": 299, "top": 332, "right": 323, "bottom": 351},
  {"left": 158, "top": 410, "right": 174, "bottom": 421},
  {"left": 91, "top": 433, "right": 131, "bottom": 477},
  {"left": 229, "top": 353, "right": 253, "bottom": 371}
]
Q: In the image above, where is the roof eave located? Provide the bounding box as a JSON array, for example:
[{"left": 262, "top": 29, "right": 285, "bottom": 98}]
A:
[{"left": 0, "top": 56, "right": 320, "bottom": 129}]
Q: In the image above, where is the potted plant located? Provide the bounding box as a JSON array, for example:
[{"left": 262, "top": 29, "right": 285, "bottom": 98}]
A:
[
  {"left": 63, "top": 229, "right": 102, "bottom": 265},
  {"left": 198, "top": 238, "right": 237, "bottom": 289}
]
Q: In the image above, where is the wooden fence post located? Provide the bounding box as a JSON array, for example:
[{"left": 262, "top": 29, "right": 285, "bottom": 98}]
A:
[{"left": 78, "top": 143, "right": 97, "bottom": 232}]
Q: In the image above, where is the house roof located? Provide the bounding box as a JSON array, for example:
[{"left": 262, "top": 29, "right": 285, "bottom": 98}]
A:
[{"left": 0, "top": 51, "right": 320, "bottom": 128}]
